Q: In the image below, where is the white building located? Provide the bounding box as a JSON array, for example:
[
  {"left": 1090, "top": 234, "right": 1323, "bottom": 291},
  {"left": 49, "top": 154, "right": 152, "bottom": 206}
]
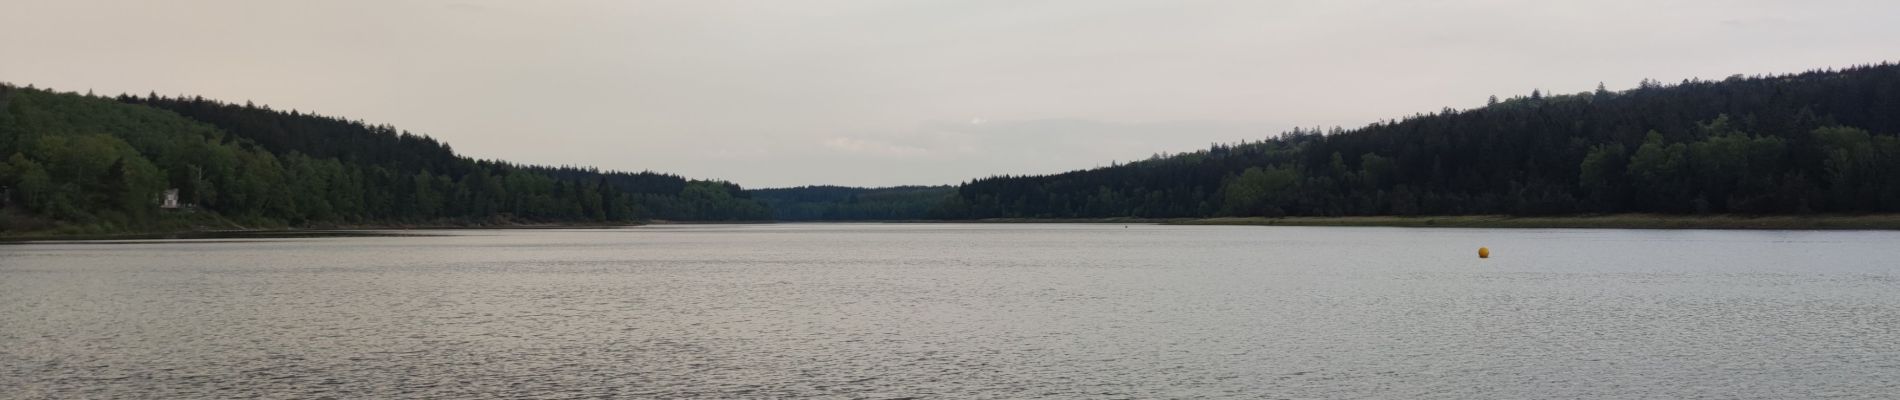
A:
[{"left": 160, "top": 189, "right": 181, "bottom": 209}]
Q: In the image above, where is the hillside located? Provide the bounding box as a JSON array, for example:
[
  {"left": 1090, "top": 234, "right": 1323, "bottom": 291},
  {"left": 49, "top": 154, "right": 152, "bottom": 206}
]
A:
[
  {"left": 0, "top": 85, "right": 767, "bottom": 235},
  {"left": 8, "top": 62, "right": 1899, "bottom": 234},
  {"left": 938, "top": 63, "right": 1900, "bottom": 219}
]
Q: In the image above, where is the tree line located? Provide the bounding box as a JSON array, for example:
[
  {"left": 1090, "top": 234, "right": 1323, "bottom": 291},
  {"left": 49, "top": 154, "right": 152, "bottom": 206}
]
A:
[
  {"left": 938, "top": 63, "right": 1900, "bottom": 218},
  {"left": 8, "top": 61, "right": 1898, "bottom": 232},
  {"left": 0, "top": 85, "right": 767, "bottom": 233}
]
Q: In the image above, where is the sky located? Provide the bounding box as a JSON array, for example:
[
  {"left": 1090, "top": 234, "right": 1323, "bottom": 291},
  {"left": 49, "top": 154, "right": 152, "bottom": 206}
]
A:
[{"left": 3, "top": 0, "right": 1896, "bottom": 188}]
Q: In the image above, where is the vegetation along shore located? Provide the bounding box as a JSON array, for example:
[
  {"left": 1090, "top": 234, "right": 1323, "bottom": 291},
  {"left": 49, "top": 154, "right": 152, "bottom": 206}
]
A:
[
  {"left": 1175, "top": 214, "right": 1900, "bottom": 230},
  {"left": 6, "top": 63, "right": 1900, "bottom": 236}
]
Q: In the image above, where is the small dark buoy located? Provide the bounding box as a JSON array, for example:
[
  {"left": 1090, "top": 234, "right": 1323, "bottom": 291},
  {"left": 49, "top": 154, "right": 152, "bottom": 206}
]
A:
[{"left": 1478, "top": 247, "right": 1490, "bottom": 259}]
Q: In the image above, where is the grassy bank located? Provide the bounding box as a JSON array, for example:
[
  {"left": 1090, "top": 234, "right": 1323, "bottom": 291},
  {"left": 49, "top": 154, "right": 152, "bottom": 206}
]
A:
[{"left": 1175, "top": 214, "right": 1900, "bottom": 230}]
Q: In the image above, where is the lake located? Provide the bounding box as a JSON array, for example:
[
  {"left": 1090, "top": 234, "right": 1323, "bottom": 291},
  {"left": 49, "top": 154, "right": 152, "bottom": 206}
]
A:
[{"left": 3, "top": 224, "right": 1898, "bottom": 398}]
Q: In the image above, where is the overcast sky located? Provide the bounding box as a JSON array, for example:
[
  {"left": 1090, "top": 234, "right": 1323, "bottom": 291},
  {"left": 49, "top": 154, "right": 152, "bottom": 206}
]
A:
[{"left": 3, "top": 0, "right": 1895, "bottom": 187}]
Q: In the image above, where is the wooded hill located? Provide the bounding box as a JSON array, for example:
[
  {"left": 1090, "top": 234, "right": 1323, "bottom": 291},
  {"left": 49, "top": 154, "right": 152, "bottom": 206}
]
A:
[
  {"left": 935, "top": 63, "right": 1900, "bottom": 219},
  {"left": 7, "top": 62, "right": 1898, "bottom": 233},
  {"left": 0, "top": 85, "right": 767, "bottom": 234}
]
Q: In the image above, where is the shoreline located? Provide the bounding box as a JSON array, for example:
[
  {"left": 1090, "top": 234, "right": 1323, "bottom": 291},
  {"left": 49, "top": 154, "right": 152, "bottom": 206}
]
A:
[
  {"left": 766, "top": 214, "right": 1900, "bottom": 230},
  {"left": 1170, "top": 214, "right": 1900, "bottom": 230},
  {"left": 0, "top": 221, "right": 649, "bottom": 242},
  {"left": 12, "top": 214, "right": 1900, "bottom": 241}
]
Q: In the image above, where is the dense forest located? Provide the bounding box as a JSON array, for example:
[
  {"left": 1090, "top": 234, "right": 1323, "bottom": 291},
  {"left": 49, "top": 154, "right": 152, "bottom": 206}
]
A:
[
  {"left": 7, "top": 62, "right": 1899, "bottom": 234},
  {"left": 750, "top": 185, "right": 953, "bottom": 221},
  {"left": 0, "top": 85, "right": 767, "bottom": 234},
  {"left": 937, "top": 63, "right": 1900, "bottom": 218}
]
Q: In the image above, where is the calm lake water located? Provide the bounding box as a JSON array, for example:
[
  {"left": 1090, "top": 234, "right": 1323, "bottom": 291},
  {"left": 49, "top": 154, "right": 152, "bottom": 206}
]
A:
[{"left": 4, "top": 224, "right": 1899, "bottom": 399}]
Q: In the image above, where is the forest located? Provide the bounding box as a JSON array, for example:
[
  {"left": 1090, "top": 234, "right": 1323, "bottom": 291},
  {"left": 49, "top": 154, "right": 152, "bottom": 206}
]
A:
[
  {"left": 0, "top": 85, "right": 767, "bottom": 234},
  {"left": 6, "top": 62, "right": 1899, "bottom": 234},
  {"left": 936, "top": 63, "right": 1900, "bottom": 219}
]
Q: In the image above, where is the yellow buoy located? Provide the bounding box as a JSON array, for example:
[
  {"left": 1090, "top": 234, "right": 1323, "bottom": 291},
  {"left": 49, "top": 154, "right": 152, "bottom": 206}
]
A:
[{"left": 1478, "top": 247, "right": 1490, "bottom": 259}]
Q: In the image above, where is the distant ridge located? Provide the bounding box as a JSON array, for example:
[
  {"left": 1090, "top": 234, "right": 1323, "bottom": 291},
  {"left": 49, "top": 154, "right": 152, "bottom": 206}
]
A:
[
  {"left": 0, "top": 85, "right": 767, "bottom": 235},
  {"left": 933, "top": 62, "right": 1900, "bottom": 218}
]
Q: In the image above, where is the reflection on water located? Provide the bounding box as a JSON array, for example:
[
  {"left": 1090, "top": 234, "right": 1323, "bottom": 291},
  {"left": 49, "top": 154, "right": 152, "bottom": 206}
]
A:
[{"left": 2, "top": 224, "right": 1898, "bottom": 398}]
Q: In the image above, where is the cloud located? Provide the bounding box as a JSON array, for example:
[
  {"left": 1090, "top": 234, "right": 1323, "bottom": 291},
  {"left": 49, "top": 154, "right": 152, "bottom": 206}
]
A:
[
  {"left": 822, "top": 136, "right": 934, "bottom": 158},
  {"left": 800, "top": 118, "right": 1283, "bottom": 183},
  {"left": 1719, "top": 17, "right": 1794, "bottom": 27},
  {"left": 443, "top": 2, "right": 487, "bottom": 12},
  {"left": 704, "top": 146, "right": 769, "bottom": 160},
  {"left": 9, "top": 0, "right": 1896, "bottom": 188}
]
